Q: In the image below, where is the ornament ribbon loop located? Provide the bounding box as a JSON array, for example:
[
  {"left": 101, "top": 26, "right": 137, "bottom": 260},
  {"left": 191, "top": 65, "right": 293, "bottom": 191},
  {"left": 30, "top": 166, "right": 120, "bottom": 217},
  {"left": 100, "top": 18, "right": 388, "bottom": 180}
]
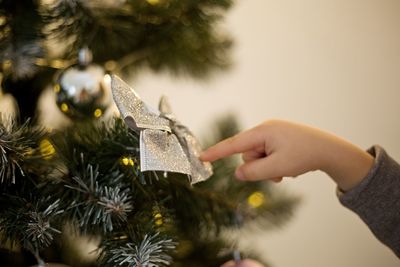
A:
[{"left": 111, "top": 75, "right": 213, "bottom": 184}]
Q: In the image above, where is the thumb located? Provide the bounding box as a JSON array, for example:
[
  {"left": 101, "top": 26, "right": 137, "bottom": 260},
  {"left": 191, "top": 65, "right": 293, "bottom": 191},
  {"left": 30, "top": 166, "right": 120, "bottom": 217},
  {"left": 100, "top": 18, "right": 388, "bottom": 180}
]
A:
[{"left": 235, "top": 155, "right": 281, "bottom": 181}]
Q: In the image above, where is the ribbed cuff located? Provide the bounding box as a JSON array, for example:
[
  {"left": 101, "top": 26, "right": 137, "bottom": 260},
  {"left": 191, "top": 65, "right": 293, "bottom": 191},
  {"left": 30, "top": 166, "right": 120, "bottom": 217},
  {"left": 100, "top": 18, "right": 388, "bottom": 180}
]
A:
[{"left": 337, "top": 145, "right": 400, "bottom": 257}]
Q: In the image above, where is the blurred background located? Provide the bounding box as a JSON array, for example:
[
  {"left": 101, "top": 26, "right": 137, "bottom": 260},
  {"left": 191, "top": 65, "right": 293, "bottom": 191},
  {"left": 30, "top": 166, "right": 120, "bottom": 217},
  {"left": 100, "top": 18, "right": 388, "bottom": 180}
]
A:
[
  {"left": 1, "top": 0, "right": 400, "bottom": 266},
  {"left": 127, "top": 0, "right": 400, "bottom": 266}
]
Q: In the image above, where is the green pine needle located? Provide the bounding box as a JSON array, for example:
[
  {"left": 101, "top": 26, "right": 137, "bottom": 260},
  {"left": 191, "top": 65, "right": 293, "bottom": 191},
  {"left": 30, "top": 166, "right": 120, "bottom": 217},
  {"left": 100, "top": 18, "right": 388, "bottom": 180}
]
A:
[
  {"left": 106, "top": 233, "right": 176, "bottom": 267},
  {"left": 25, "top": 199, "right": 64, "bottom": 249},
  {"left": 0, "top": 118, "right": 45, "bottom": 184},
  {"left": 63, "top": 161, "right": 133, "bottom": 233},
  {"left": 0, "top": 194, "right": 63, "bottom": 251}
]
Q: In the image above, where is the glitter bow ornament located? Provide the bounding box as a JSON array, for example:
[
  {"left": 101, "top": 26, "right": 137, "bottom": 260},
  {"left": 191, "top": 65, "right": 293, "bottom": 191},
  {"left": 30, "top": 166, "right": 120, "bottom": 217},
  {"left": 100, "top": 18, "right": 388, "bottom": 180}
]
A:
[{"left": 111, "top": 75, "right": 213, "bottom": 184}]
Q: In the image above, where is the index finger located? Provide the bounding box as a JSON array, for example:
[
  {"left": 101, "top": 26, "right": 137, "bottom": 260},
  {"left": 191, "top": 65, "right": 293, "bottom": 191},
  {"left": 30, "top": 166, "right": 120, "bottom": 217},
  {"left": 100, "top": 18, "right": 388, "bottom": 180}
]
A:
[{"left": 200, "top": 125, "right": 265, "bottom": 162}]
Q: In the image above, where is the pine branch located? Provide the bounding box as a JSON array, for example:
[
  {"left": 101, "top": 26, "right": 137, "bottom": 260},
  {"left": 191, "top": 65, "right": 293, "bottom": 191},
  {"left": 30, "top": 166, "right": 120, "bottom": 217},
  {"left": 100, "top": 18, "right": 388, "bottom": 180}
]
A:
[
  {"left": 50, "top": 119, "right": 142, "bottom": 180},
  {"left": 52, "top": 117, "right": 297, "bottom": 236},
  {"left": 0, "top": 118, "right": 45, "bottom": 184},
  {"left": 41, "top": 0, "right": 233, "bottom": 77},
  {"left": 0, "top": 115, "right": 298, "bottom": 266},
  {"left": 0, "top": 193, "right": 63, "bottom": 252},
  {"left": 24, "top": 199, "right": 63, "bottom": 249},
  {"left": 98, "top": 186, "right": 134, "bottom": 222},
  {"left": 61, "top": 161, "right": 133, "bottom": 233},
  {"left": 102, "top": 232, "right": 176, "bottom": 267}
]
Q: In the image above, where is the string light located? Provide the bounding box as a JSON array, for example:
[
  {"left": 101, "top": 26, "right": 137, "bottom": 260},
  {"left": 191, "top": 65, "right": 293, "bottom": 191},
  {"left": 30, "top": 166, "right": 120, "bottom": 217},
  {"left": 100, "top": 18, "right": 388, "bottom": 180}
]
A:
[
  {"left": 23, "top": 147, "right": 34, "bottom": 157},
  {"left": 146, "top": 0, "right": 160, "bottom": 5},
  {"left": 35, "top": 58, "right": 74, "bottom": 69},
  {"left": 247, "top": 191, "right": 265, "bottom": 208},
  {"left": 120, "top": 156, "right": 135, "bottom": 167},
  {"left": 154, "top": 212, "right": 163, "bottom": 226},
  {"left": 121, "top": 157, "right": 129, "bottom": 166},
  {"left": 93, "top": 108, "right": 103, "bottom": 118},
  {"left": 39, "top": 139, "right": 56, "bottom": 160},
  {"left": 104, "top": 60, "right": 117, "bottom": 71},
  {"left": 53, "top": 84, "right": 61, "bottom": 93},
  {"left": 60, "top": 103, "right": 69, "bottom": 113}
]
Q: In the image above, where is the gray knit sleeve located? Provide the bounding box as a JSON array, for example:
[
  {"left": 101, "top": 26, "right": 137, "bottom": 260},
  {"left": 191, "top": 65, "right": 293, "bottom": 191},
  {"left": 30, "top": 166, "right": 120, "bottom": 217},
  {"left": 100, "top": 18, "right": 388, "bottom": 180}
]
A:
[{"left": 338, "top": 145, "right": 400, "bottom": 257}]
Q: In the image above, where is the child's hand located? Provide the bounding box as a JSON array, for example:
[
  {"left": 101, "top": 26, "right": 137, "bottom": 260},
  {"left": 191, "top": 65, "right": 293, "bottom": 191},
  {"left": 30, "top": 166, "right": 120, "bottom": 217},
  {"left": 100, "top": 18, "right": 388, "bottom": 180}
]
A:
[
  {"left": 200, "top": 120, "right": 374, "bottom": 191},
  {"left": 220, "top": 259, "right": 265, "bottom": 267}
]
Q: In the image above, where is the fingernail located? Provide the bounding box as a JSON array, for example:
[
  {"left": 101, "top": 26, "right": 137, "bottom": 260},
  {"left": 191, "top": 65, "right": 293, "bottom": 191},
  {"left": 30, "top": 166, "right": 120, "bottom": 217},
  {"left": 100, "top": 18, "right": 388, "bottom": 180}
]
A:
[
  {"left": 199, "top": 152, "right": 207, "bottom": 161},
  {"left": 235, "top": 169, "right": 245, "bottom": 180}
]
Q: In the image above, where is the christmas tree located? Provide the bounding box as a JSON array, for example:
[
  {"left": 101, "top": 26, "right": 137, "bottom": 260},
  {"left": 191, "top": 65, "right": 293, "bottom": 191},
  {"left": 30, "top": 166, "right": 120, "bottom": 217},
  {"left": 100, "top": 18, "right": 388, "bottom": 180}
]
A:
[{"left": 0, "top": 1, "right": 297, "bottom": 266}]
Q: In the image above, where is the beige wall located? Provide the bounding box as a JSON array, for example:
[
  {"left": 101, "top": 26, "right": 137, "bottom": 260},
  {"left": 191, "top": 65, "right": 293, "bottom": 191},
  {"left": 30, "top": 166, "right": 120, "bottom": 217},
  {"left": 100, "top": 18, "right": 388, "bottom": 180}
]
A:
[{"left": 134, "top": 0, "right": 400, "bottom": 266}]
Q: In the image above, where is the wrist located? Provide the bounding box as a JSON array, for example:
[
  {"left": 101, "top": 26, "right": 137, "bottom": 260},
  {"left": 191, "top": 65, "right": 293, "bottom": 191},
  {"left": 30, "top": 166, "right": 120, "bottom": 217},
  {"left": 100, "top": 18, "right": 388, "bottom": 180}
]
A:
[{"left": 319, "top": 136, "right": 374, "bottom": 191}]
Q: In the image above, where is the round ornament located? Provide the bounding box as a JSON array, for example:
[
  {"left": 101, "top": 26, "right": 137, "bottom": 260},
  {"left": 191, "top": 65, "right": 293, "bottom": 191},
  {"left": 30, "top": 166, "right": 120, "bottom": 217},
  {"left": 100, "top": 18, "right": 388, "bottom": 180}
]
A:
[{"left": 54, "top": 48, "right": 111, "bottom": 120}]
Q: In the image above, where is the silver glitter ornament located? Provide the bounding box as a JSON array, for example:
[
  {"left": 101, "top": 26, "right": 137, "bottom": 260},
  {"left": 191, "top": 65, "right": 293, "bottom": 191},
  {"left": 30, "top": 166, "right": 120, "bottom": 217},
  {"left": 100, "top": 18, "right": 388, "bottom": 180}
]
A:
[
  {"left": 54, "top": 48, "right": 111, "bottom": 120},
  {"left": 111, "top": 75, "right": 213, "bottom": 184}
]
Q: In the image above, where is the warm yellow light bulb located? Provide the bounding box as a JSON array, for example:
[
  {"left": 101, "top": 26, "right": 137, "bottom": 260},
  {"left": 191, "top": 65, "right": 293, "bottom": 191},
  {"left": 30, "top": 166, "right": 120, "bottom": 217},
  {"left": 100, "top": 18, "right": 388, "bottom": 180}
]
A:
[
  {"left": 121, "top": 157, "right": 135, "bottom": 167},
  {"left": 50, "top": 59, "right": 65, "bottom": 69},
  {"left": 23, "top": 147, "right": 34, "bottom": 157},
  {"left": 104, "top": 61, "right": 117, "bottom": 71},
  {"left": 93, "top": 108, "right": 102, "bottom": 118},
  {"left": 40, "top": 139, "right": 56, "bottom": 160},
  {"left": 60, "top": 103, "right": 69, "bottom": 112},
  {"left": 128, "top": 158, "right": 134, "bottom": 166},
  {"left": 121, "top": 157, "right": 130, "bottom": 166},
  {"left": 146, "top": 0, "right": 160, "bottom": 5},
  {"left": 154, "top": 213, "right": 163, "bottom": 226},
  {"left": 247, "top": 191, "right": 265, "bottom": 208},
  {"left": 54, "top": 84, "right": 61, "bottom": 93}
]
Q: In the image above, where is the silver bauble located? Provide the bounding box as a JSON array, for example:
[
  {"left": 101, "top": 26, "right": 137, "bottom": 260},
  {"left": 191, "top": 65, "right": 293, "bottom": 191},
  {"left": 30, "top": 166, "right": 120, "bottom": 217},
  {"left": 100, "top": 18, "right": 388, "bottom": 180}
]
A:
[{"left": 54, "top": 64, "right": 111, "bottom": 120}]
